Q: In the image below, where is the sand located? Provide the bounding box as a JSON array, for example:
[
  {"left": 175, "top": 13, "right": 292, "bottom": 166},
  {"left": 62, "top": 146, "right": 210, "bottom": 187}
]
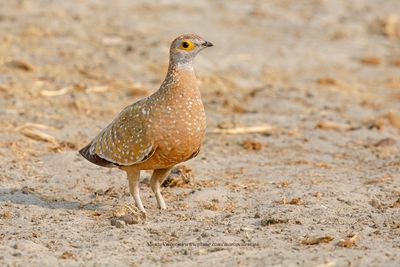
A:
[{"left": 0, "top": 0, "right": 399, "bottom": 266}]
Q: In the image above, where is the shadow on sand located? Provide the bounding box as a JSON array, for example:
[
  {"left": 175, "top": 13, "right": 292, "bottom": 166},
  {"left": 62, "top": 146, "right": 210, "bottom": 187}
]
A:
[{"left": 0, "top": 187, "right": 102, "bottom": 211}]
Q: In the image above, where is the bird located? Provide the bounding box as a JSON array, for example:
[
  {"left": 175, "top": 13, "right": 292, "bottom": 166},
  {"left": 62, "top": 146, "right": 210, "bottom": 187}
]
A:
[{"left": 79, "top": 34, "right": 213, "bottom": 212}]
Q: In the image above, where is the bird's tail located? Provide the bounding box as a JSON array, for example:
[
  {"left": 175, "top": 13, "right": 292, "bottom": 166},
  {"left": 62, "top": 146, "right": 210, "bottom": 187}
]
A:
[{"left": 79, "top": 143, "right": 116, "bottom": 168}]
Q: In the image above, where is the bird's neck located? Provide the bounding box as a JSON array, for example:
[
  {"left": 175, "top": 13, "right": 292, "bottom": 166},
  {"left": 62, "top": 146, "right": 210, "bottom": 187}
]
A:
[
  {"left": 168, "top": 58, "right": 194, "bottom": 72},
  {"left": 163, "top": 61, "right": 196, "bottom": 87},
  {"left": 169, "top": 53, "right": 195, "bottom": 70},
  {"left": 155, "top": 62, "right": 198, "bottom": 101}
]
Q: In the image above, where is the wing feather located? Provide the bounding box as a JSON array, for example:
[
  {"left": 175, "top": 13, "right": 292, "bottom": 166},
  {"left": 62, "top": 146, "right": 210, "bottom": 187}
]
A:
[{"left": 81, "top": 101, "right": 155, "bottom": 167}]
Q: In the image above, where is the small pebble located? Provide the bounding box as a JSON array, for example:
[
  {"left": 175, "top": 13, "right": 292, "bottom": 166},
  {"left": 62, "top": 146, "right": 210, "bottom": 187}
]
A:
[
  {"left": 110, "top": 218, "right": 125, "bottom": 228},
  {"left": 119, "top": 215, "right": 139, "bottom": 225},
  {"left": 374, "top": 137, "right": 396, "bottom": 147}
]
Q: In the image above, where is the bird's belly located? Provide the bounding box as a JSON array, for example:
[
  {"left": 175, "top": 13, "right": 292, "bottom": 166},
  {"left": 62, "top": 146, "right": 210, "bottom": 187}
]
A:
[
  {"left": 133, "top": 132, "right": 204, "bottom": 170},
  {"left": 157, "top": 120, "right": 205, "bottom": 161},
  {"left": 138, "top": 110, "right": 206, "bottom": 169}
]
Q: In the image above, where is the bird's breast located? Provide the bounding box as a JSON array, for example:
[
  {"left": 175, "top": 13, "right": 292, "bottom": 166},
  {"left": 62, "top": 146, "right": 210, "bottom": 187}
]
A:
[{"left": 148, "top": 83, "right": 206, "bottom": 163}]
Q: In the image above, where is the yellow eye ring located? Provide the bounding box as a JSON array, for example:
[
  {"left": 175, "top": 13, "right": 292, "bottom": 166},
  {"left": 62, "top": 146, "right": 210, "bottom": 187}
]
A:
[{"left": 179, "top": 40, "right": 195, "bottom": 51}]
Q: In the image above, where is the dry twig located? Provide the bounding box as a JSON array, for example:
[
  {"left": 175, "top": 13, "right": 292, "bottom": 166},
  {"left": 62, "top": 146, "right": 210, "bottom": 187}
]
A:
[
  {"left": 208, "top": 125, "right": 274, "bottom": 135},
  {"left": 16, "top": 123, "right": 59, "bottom": 146},
  {"left": 337, "top": 234, "right": 357, "bottom": 248}
]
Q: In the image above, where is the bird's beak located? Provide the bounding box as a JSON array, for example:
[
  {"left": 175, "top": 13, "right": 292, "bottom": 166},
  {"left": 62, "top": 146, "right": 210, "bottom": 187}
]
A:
[{"left": 202, "top": 41, "right": 214, "bottom": 47}]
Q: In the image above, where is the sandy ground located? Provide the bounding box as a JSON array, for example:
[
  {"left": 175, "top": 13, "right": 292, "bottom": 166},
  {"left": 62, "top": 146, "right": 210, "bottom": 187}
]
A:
[{"left": 1, "top": 0, "right": 400, "bottom": 266}]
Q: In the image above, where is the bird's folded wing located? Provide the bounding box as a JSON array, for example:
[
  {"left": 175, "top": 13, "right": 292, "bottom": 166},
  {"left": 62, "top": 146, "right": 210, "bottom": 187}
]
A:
[{"left": 88, "top": 105, "right": 155, "bottom": 166}]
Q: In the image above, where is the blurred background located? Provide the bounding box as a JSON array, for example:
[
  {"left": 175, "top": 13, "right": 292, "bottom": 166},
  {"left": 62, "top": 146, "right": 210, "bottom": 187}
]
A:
[{"left": 0, "top": 0, "right": 399, "bottom": 266}]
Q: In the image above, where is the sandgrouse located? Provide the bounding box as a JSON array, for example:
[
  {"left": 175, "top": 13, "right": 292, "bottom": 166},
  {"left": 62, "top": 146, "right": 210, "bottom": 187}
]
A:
[{"left": 80, "top": 34, "right": 213, "bottom": 212}]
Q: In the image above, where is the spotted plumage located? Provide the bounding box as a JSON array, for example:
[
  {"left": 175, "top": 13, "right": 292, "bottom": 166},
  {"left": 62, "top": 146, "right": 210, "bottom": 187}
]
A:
[{"left": 80, "top": 34, "right": 213, "bottom": 212}]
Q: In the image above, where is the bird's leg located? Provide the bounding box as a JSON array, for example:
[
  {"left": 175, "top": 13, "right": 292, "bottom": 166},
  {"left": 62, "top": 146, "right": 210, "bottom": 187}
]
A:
[
  {"left": 126, "top": 168, "right": 145, "bottom": 212},
  {"left": 150, "top": 167, "right": 172, "bottom": 210}
]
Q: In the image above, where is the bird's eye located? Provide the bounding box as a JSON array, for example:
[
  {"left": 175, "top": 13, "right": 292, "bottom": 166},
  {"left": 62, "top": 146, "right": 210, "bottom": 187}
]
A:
[{"left": 179, "top": 40, "right": 195, "bottom": 51}]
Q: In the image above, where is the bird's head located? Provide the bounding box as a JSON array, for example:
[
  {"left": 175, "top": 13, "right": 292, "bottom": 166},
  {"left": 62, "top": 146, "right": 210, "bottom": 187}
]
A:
[{"left": 169, "top": 34, "right": 213, "bottom": 67}]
